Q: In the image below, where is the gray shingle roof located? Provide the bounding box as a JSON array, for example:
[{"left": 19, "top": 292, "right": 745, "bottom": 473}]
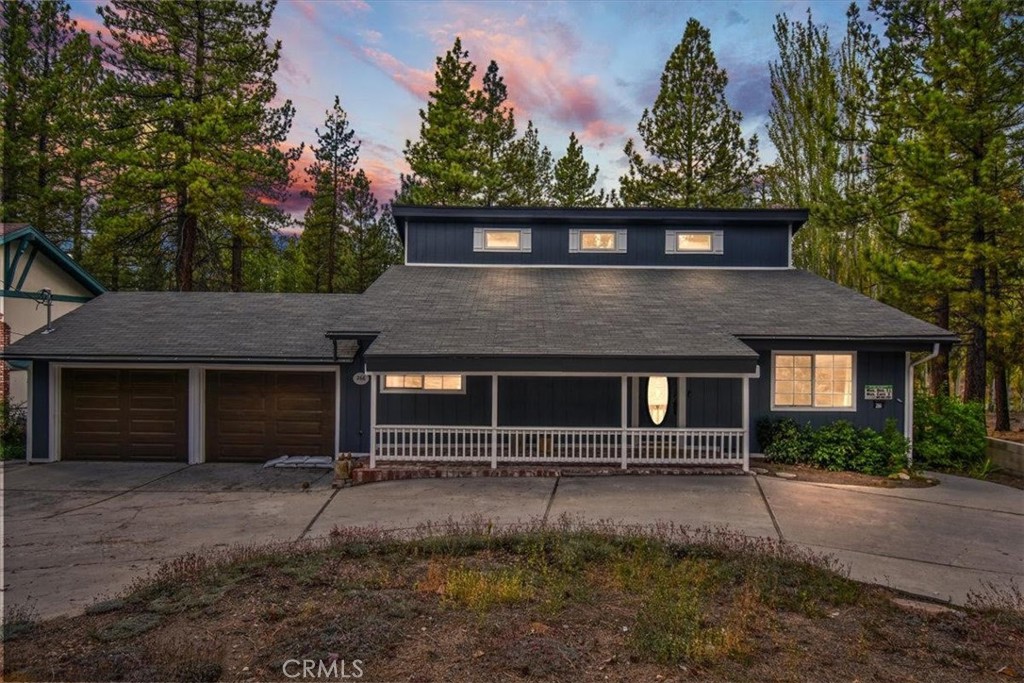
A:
[
  {"left": 4, "top": 267, "right": 955, "bottom": 364},
  {"left": 349, "top": 266, "right": 956, "bottom": 360},
  {"left": 4, "top": 292, "right": 360, "bottom": 362}
]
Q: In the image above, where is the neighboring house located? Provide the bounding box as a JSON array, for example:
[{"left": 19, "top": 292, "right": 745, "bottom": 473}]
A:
[
  {"left": 1, "top": 224, "right": 106, "bottom": 407},
  {"left": 3, "top": 206, "right": 956, "bottom": 469}
]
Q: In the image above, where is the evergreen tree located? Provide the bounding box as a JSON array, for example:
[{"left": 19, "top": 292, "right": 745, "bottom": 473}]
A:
[
  {"left": 620, "top": 18, "right": 758, "bottom": 208},
  {"left": 301, "top": 96, "right": 360, "bottom": 293},
  {"left": 476, "top": 60, "right": 516, "bottom": 206},
  {"left": 765, "top": 7, "right": 878, "bottom": 291},
  {"left": 870, "top": 0, "right": 1024, "bottom": 407},
  {"left": 404, "top": 37, "right": 484, "bottom": 205},
  {"left": 502, "top": 121, "right": 553, "bottom": 206},
  {"left": 0, "top": 0, "right": 104, "bottom": 250},
  {"left": 95, "top": 0, "right": 297, "bottom": 291},
  {"left": 339, "top": 176, "right": 401, "bottom": 293},
  {"left": 551, "top": 132, "right": 604, "bottom": 207}
]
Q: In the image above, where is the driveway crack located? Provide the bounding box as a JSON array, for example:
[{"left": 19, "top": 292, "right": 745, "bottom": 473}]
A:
[
  {"left": 542, "top": 475, "right": 561, "bottom": 525},
  {"left": 754, "top": 475, "right": 784, "bottom": 542},
  {"left": 48, "top": 464, "right": 194, "bottom": 518},
  {"left": 298, "top": 488, "right": 341, "bottom": 541}
]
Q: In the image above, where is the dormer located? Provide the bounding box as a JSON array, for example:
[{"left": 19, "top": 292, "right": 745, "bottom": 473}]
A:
[{"left": 391, "top": 206, "right": 808, "bottom": 269}]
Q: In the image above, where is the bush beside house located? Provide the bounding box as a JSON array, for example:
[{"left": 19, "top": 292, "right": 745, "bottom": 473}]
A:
[
  {"left": 912, "top": 394, "right": 987, "bottom": 471},
  {"left": 758, "top": 418, "right": 907, "bottom": 476},
  {"left": 1, "top": 399, "right": 26, "bottom": 460}
]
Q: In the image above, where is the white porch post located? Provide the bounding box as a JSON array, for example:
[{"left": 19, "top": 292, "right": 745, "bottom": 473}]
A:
[
  {"left": 369, "top": 373, "right": 377, "bottom": 468},
  {"left": 741, "top": 376, "right": 750, "bottom": 472},
  {"left": 491, "top": 374, "right": 498, "bottom": 469},
  {"left": 620, "top": 375, "right": 628, "bottom": 470}
]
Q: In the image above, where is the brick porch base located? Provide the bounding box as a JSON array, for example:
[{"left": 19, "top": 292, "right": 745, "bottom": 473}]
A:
[{"left": 337, "top": 462, "right": 746, "bottom": 487}]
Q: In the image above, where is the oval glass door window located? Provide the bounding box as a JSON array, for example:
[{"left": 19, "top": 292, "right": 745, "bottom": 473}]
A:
[{"left": 647, "top": 376, "right": 669, "bottom": 425}]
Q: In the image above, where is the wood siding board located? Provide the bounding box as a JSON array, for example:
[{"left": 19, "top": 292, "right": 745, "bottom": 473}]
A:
[{"left": 406, "top": 222, "right": 789, "bottom": 267}]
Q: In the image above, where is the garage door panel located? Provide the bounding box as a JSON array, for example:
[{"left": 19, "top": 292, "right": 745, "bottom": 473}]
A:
[
  {"left": 206, "top": 370, "right": 335, "bottom": 463},
  {"left": 62, "top": 369, "right": 188, "bottom": 462}
]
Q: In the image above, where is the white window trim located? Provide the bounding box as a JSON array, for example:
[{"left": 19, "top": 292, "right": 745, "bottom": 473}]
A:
[
  {"left": 665, "top": 230, "right": 724, "bottom": 255},
  {"left": 769, "top": 350, "right": 858, "bottom": 413},
  {"left": 380, "top": 373, "right": 467, "bottom": 395},
  {"left": 473, "top": 228, "right": 532, "bottom": 253},
  {"left": 569, "top": 228, "right": 628, "bottom": 254}
]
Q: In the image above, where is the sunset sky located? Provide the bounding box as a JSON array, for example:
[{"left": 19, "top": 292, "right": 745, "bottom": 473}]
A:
[{"left": 68, "top": 0, "right": 858, "bottom": 217}]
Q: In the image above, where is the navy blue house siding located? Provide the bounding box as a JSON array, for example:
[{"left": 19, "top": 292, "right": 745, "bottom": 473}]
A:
[
  {"left": 686, "top": 378, "right": 743, "bottom": 428},
  {"left": 747, "top": 347, "right": 906, "bottom": 452},
  {"left": 376, "top": 375, "right": 493, "bottom": 427},
  {"left": 406, "top": 223, "right": 790, "bottom": 268},
  {"left": 499, "top": 377, "right": 621, "bottom": 427},
  {"left": 340, "top": 361, "right": 371, "bottom": 453}
]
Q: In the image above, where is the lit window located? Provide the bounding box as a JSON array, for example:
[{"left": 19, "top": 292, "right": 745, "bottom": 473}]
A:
[
  {"left": 581, "top": 231, "right": 617, "bottom": 250},
  {"left": 666, "top": 230, "right": 723, "bottom": 254},
  {"left": 569, "top": 228, "right": 627, "bottom": 253},
  {"left": 474, "top": 228, "right": 531, "bottom": 252},
  {"left": 383, "top": 374, "right": 464, "bottom": 393},
  {"left": 647, "top": 376, "right": 669, "bottom": 425},
  {"left": 773, "top": 353, "right": 854, "bottom": 409}
]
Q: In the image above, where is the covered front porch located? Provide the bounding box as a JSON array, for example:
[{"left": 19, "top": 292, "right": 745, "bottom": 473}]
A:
[{"left": 366, "top": 373, "right": 753, "bottom": 471}]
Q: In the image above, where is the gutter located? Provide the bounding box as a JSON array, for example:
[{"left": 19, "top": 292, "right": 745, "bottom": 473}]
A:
[{"left": 904, "top": 342, "right": 941, "bottom": 465}]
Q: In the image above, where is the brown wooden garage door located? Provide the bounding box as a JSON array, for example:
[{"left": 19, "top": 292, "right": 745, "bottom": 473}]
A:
[
  {"left": 205, "top": 370, "right": 336, "bottom": 463},
  {"left": 61, "top": 369, "right": 189, "bottom": 461}
]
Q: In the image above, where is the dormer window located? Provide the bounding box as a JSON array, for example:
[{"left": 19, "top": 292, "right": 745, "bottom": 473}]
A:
[
  {"left": 666, "top": 230, "right": 724, "bottom": 254},
  {"left": 569, "top": 229, "right": 627, "bottom": 253},
  {"left": 474, "top": 228, "right": 532, "bottom": 252}
]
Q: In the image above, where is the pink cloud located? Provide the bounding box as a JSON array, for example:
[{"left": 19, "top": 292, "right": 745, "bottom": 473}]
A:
[
  {"left": 429, "top": 11, "right": 628, "bottom": 147},
  {"left": 294, "top": 0, "right": 318, "bottom": 22},
  {"left": 357, "top": 46, "right": 434, "bottom": 100},
  {"left": 340, "top": 0, "right": 371, "bottom": 14}
]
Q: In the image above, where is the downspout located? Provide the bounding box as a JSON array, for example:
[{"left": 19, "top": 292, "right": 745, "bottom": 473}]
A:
[{"left": 905, "top": 343, "right": 940, "bottom": 466}]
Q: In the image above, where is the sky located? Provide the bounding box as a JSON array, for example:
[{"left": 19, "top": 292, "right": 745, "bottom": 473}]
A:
[{"left": 67, "top": 0, "right": 858, "bottom": 217}]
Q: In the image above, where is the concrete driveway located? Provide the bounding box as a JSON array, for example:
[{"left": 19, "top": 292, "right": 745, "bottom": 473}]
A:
[{"left": 2, "top": 462, "right": 1022, "bottom": 619}]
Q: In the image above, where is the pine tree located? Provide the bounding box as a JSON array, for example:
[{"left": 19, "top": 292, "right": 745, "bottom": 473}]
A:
[
  {"left": 765, "top": 7, "right": 878, "bottom": 291},
  {"left": 870, "top": 0, "right": 1024, "bottom": 406},
  {"left": 404, "top": 37, "right": 484, "bottom": 205},
  {"left": 339, "top": 174, "right": 401, "bottom": 293},
  {"left": 301, "top": 96, "right": 360, "bottom": 293},
  {"left": 502, "top": 121, "right": 553, "bottom": 206},
  {"left": 95, "top": 0, "right": 297, "bottom": 291},
  {"left": 0, "top": 0, "right": 103, "bottom": 249},
  {"left": 476, "top": 60, "right": 516, "bottom": 206},
  {"left": 551, "top": 132, "right": 605, "bottom": 207},
  {"left": 619, "top": 18, "right": 758, "bottom": 208}
]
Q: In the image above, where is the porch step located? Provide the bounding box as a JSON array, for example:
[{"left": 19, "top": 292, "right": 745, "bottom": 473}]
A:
[{"left": 337, "top": 463, "right": 746, "bottom": 487}]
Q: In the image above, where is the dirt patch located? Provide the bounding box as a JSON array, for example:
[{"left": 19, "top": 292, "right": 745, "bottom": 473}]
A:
[
  {"left": 988, "top": 411, "right": 1024, "bottom": 443},
  {"left": 3, "top": 523, "right": 1021, "bottom": 682},
  {"left": 759, "top": 462, "right": 939, "bottom": 488}
]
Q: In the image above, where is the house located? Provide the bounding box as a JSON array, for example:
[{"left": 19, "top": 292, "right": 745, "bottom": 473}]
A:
[
  {"left": 1, "top": 224, "right": 106, "bottom": 407},
  {"left": 2, "top": 206, "right": 956, "bottom": 469}
]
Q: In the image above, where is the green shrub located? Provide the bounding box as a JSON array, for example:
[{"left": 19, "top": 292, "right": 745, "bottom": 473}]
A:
[
  {"left": 761, "top": 417, "right": 907, "bottom": 476},
  {"left": 760, "top": 418, "right": 810, "bottom": 464},
  {"left": 810, "top": 421, "right": 858, "bottom": 471},
  {"left": 913, "top": 394, "right": 986, "bottom": 471},
  {"left": 0, "top": 399, "right": 26, "bottom": 460}
]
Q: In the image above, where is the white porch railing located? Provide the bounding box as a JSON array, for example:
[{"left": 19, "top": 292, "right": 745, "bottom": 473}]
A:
[{"left": 372, "top": 426, "right": 747, "bottom": 468}]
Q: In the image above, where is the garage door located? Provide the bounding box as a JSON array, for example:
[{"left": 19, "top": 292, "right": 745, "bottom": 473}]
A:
[
  {"left": 205, "top": 370, "right": 336, "bottom": 463},
  {"left": 61, "top": 369, "right": 189, "bottom": 461}
]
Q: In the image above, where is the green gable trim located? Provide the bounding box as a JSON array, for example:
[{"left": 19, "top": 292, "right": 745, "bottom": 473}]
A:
[
  {"left": 0, "top": 289, "right": 93, "bottom": 303},
  {"left": 14, "top": 246, "right": 39, "bottom": 291},
  {"left": 0, "top": 225, "right": 105, "bottom": 295}
]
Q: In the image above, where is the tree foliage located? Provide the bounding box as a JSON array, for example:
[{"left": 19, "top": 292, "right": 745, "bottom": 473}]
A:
[
  {"left": 93, "top": 0, "right": 299, "bottom": 292},
  {"left": 620, "top": 18, "right": 759, "bottom": 208},
  {"left": 551, "top": 132, "right": 604, "bottom": 207}
]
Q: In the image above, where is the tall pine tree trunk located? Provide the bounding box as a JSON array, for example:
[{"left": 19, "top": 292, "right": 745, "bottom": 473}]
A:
[
  {"left": 963, "top": 204, "right": 987, "bottom": 403},
  {"left": 929, "top": 294, "right": 951, "bottom": 395},
  {"left": 176, "top": 197, "right": 196, "bottom": 291},
  {"left": 71, "top": 166, "right": 83, "bottom": 261},
  {"left": 993, "top": 361, "right": 1010, "bottom": 432}
]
